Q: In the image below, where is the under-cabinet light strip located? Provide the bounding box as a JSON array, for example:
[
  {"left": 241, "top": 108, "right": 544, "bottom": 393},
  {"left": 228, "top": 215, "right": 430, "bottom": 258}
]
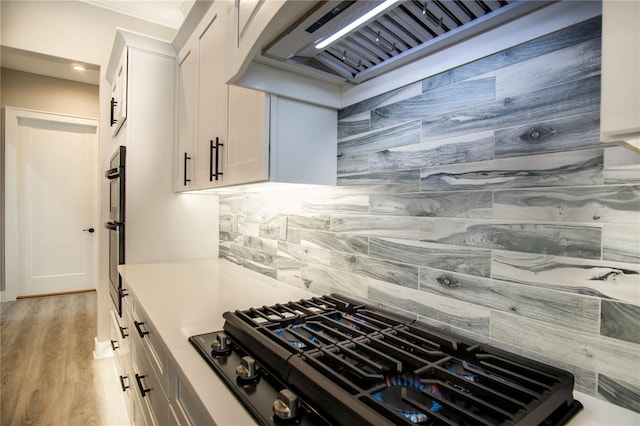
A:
[{"left": 314, "top": 0, "right": 401, "bottom": 50}]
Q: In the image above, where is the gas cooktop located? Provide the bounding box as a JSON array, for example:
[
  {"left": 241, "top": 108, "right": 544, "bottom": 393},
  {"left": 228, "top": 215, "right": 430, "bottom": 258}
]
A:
[{"left": 189, "top": 294, "right": 582, "bottom": 425}]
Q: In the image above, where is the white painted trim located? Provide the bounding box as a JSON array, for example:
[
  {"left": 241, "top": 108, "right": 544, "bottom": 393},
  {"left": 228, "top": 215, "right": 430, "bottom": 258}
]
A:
[
  {"left": 340, "top": 0, "right": 603, "bottom": 107},
  {"left": 3, "top": 107, "right": 99, "bottom": 301}
]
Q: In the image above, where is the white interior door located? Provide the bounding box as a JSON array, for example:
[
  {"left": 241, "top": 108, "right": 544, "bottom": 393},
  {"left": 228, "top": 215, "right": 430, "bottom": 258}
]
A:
[{"left": 4, "top": 108, "right": 98, "bottom": 299}]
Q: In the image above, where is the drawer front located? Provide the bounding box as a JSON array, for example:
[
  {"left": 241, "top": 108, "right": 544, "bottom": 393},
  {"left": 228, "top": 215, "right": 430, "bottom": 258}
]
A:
[
  {"left": 171, "top": 371, "right": 211, "bottom": 426},
  {"left": 132, "top": 300, "right": 169, "bottom": 387},
  {"left": 168, "top": 402, "right": 189, "bottom": 426},
  {"left": 133, "top": 341, "right": 168, "bottom": 426}
]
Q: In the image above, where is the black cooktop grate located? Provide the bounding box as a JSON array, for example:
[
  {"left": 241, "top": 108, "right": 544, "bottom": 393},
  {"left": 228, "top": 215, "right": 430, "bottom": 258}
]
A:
[{"left": 194, "top": 294, "right": 582, "bottom": 425}]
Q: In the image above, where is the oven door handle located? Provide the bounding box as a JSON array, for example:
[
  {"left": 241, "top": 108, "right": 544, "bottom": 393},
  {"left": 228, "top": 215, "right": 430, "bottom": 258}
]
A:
[{"left": 104, "top": 221, "right": 122, "bottom": 231}]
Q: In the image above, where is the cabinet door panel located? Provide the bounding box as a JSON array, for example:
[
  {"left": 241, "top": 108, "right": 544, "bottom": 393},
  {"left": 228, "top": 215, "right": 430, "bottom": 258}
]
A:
[
  {"left": 225, "top": 85, "right": 269, "bottom": 186},
  {"left": 196, "top": 13, "right": 228, "bottom": 185},
  {"left": 176, "top": 45, "right": 197, "bottom": 190}
]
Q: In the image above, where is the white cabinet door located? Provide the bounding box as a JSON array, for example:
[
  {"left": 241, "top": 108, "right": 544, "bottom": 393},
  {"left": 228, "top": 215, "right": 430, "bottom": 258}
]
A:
[
  {"left": 225, "top": 85, "right": 269, "bottom": 186},
  {"left": 195, "top": 11, "right": 228, "bottom": 187},
  {"left": 111, "top": 47, "right": 128, "bottom": 136},
  {"left": 175, "top": 43, "right": 197, "bottom": 190}
]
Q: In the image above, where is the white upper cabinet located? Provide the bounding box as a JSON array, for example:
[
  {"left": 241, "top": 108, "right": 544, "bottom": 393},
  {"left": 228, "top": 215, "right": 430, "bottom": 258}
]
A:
[
  {"left": 174, "top": 2, "right": 338, "bottom": 192},
  {"left": 176, "top": 44, "right": 197, "bottom": 190},
  {"left": 109, "top": 46, "right": 128, "bottom": 136},
  {"left": 600, "top": 0, "right": 640, "bottom": 151}
]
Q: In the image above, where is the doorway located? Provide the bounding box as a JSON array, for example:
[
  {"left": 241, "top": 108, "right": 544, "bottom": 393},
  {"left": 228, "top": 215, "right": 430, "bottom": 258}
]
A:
[{"left": 4, "top": 107, "right": 98, "bottom": 300}]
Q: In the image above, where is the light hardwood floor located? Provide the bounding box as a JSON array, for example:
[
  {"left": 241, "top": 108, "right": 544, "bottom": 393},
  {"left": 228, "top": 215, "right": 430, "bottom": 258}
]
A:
[{"left": 1, "top": 292, "right": 128, "bottom": 426}]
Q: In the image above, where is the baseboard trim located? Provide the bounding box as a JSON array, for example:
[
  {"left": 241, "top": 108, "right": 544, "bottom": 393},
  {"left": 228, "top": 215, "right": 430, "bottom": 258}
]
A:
[
  {"left": 93, "top": 337, "right": 114, "bottom": 360},
  {"left": 16, "top": 288, "right": 96, "bottom": 299}
]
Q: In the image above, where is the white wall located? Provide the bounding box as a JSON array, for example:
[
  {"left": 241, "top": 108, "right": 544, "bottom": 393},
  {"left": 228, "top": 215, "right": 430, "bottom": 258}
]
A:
[{"left": 1, "top": 0, "right": 176, "bottom": 343}]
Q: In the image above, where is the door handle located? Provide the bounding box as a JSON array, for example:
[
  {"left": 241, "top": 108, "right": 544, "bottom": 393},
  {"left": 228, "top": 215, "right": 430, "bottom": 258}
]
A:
[{"left": 83, "top": 228, "right": 95, "bottom": 233}]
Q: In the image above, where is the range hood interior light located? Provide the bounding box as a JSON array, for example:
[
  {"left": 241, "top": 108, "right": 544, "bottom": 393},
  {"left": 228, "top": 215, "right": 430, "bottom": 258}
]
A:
[
  {"left": 314, "top": 0, "right": 401, "bottom": 50},
  {"left": 72, "top": 64, "right": 86, "bottom": 71}
]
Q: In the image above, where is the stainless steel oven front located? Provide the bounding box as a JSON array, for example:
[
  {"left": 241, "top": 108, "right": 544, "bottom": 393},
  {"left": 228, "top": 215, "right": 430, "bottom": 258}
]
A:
[{"left": 105, "top": 146, "right": 126, "bottom": 315}]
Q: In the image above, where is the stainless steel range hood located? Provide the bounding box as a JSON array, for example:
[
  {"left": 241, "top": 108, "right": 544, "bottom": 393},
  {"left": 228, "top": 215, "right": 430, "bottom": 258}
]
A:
[{"left": 262, "top": 0, "right": 555, "bottom": 84}]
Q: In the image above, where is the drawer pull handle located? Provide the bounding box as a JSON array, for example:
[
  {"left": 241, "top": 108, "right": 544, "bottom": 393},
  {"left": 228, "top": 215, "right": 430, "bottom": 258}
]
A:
[
  {"left": 119, "top": 375, "right": 130, "bottom": 392},
  {"left": 120, "top": 326, "right": 128, "bottom": 339},
  {"left": 110, "top": 339, "right": 119, "bottom": 351},
  {"left": 135, "top": 373, "right": 150, "bottom": 398},
  {"left": 134, "top": 320, "right": 149, "bottom": 338}
]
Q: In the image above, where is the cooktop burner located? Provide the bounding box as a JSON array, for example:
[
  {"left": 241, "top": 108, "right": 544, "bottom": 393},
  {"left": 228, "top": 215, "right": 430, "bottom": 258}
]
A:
[{"left": 190, "top": 294, "right": 582, "bottom": 425}]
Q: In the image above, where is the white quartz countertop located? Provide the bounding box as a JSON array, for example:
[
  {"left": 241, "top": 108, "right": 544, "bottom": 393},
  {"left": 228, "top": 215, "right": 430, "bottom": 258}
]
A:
[{"left": 119, "top": 259, "right": 640, "bottom": 426}]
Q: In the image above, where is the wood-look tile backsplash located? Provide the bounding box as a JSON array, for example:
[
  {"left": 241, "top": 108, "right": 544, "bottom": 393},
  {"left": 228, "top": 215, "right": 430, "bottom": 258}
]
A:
[{"left": 219, "top": 17, "right": 640, "bottom": 412}]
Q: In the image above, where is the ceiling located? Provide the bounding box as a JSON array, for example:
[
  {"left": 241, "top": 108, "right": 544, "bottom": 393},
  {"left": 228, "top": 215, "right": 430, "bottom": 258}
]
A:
[{"left": 1, "top": 0, "right": 192, "bottom": 85}]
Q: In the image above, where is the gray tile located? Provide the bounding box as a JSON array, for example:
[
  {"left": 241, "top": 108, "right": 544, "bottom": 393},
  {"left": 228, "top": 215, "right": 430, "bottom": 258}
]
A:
[
  {"left": 299, "top": 229, "right": 368, "bottom": 255},
  {"left": 493, "top": 185, "right": 640, "bottom": 224},
  {"left": 601, "top": 300, "right": 640, "bottom": 345},
  {"left": 371, "top": 76, "right": 496, "bottom": 130},
  {"left": 337, "top": 153, "right": 368, "bottom": 175},
  {"left": 338, "top": 120, "right": 421, "bottom": 157},
  {"left": 598, "top": 374, "right": 640, "bottom": 413},
  {"left": 330, "top": 252, "right": 419, "bottom": 289},
  {"left": 419, "top": 268, "right": 600, "bottom": 333},
  {"left": 420, "top": 218, "right": 602, "bottom": 259},
  {"left": 331, "top": 215, "right": 420, "bottom": 240},
  {"left": 492, "top": 250, "right": 640, "bottom": 305},
  {"left": 368, "top": 280, "right": 491, "bottom": 336},
  {"left": 369, "top": 237, "right": 491, "bottom": 277},
  {"left": 491, "top": 311, "right": 640, "bottom": 389},
  {"left": 370, "top": 191, "right": 492, "bottom": 218},
  {"left": 495, "top": 112, "right": 611, "bottom": 158},
  {"left": 419, "top": 17, "right": 601, "bottom": 93},
  {"left": 495, "top": 37, "right": 601, "bottom": 98},
  {"left": 420, "top": 149, "right": 604, "bottom": 191},
  {"left": 286, "top": 214, "right": 330, "bottom": 231},
  {"left": 604, "top": 146, "right": 640, "bottom": 184},
  {"left": 421, "top": 75, "right": 600, "bottom": 141},
  {"left": 338, "top": 170, "right": 420, "bottom": 193},
  {"left": 369, "top": 132, "right": 494, "bottom": 172},
  {"left": 603, "top": 224, "right": 640, "bottom": 263}
]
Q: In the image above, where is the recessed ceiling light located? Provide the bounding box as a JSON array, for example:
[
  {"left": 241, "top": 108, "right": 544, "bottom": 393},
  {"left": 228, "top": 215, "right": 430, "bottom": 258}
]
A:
[{"left": 72, "top": 64, "right": 86, "bottom": 71}]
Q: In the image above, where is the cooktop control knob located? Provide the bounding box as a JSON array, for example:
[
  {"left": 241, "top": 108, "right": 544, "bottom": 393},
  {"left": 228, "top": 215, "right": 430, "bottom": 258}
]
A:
[
  {"left": 235, "top": 356, "right": 259, "bottom": 381},
  {"left": 273, "top": 389, "right": 300, "bottom": 420},
  {"left": 210, "top": 332, "right": 231, "bottom": 356}
]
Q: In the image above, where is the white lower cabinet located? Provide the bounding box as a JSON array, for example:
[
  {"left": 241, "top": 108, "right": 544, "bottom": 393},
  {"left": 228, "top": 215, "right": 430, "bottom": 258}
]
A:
[{"left": 113, "top": 290, "right": 211, "bottom": 425}]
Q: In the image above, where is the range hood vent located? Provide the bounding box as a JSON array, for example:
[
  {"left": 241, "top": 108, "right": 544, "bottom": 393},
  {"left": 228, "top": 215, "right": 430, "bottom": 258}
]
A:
[{"left": 263, "top": 0, "right": 554, "bottom": 84}]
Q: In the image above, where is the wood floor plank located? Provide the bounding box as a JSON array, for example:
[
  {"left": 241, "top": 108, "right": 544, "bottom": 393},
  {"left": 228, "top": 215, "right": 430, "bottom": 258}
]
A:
[{"left": 1, "top": 292, "right": 117, "bottom": 426}]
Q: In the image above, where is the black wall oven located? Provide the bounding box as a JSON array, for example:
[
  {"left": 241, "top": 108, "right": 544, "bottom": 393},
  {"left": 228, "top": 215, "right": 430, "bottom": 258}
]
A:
[{"left": 105, "top": 146, "right": 126, "bottom": 316}]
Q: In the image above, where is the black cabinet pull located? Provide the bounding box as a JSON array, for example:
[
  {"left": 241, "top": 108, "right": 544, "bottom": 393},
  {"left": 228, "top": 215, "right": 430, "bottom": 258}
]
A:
[
  {"left": 120, "top": 287, "right": 129, "bottom": 298},
  {"left": 110, "top": 339, "right": 119, "bottom": 351},
  {"left": 214, "top": 137, "right": 224, "bottom": 181},
  {"left": 183, "top": 152, "right": 191, "bottom": 186},
  {"left": 209, "top": 140, "right": 214, "bottom": 182},
  {"left": 119, "top": 375, "right": 130, "bottom": 392},
  {"left": 135, "top": 373, "right": 150, "bottom": 398},
  {"left": 134, "top": 320, "right": 149, "bottom": 338},
  {"left": 119, "top": 326, "right": 128, "bottom": 339},
  {"left": 110, "top": 97, "right": 118, "bottom": 126}
]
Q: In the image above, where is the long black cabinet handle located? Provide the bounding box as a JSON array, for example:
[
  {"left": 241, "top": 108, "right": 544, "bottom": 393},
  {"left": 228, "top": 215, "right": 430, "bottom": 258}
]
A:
[
  {"left": 209, "top": 140, "right": 214, "bottom": 182},
  {"left": 214, "top": 137, "right": 224, "bottom": 181},
  {"left": 134, "top": 320, "right": 149, "bottom": 338},
  {"left": 110, "top": 97, "right": 117, "bottom": 126},
  {"left": 183, "top": 152, "right": 191, "bottom": 186},
  {"left": 119, "top": 375, "right": 130, "bottom": 392},
  {"left": 135, "top": 374, "right": 150, "bottom": 398},
  {"left": 110, "top": 339, "right": 119, "bottom": 351}
]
